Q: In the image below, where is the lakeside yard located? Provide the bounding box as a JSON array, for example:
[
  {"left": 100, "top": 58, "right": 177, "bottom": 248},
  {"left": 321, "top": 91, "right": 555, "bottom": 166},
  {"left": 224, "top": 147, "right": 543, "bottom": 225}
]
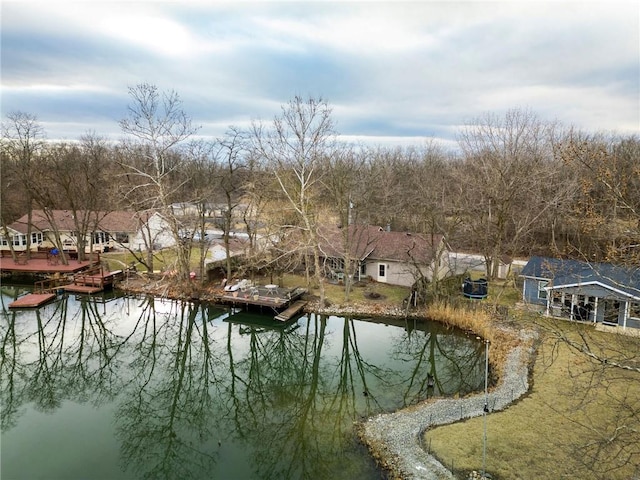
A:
[{"left": 425, "top": 314, "right": 640, "bottom": 480}]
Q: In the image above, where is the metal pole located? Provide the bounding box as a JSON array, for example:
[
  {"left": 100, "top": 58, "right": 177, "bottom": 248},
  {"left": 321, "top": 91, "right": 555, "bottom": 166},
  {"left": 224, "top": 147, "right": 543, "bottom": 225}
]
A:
[{"left": 482, "top": 339, "right": 489, "bottom": 476}]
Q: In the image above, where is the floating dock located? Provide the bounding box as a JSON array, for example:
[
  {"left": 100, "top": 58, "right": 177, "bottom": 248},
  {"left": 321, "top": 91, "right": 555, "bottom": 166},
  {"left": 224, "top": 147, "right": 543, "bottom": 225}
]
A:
[
  {"left": 274, "top": 300, "right": 307, "bottom": 322},
  {"left": 8, "top": 293, "right": 57, "bottom": 309},
  {"left": 62, "top": 284, "right": 105, "bottom": 294}
]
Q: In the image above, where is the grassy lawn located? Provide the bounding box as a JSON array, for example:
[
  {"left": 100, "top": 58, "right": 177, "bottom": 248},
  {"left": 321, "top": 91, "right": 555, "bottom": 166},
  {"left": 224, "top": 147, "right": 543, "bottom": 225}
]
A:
[
  {"left": 277, "top": 273, "right": 411, "bottom": 306},
  {"left": 425, "top": 315, "right": 640, "bottom": 479},
  {"left": 101, "top": 248, "right": 208, "bottom": 272}
]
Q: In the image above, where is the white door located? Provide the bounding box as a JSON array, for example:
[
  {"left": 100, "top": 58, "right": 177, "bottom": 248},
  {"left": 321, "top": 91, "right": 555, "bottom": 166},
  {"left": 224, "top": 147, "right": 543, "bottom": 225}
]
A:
[{"left": 378, "top": 263, "right": 387, "bottom": 283}]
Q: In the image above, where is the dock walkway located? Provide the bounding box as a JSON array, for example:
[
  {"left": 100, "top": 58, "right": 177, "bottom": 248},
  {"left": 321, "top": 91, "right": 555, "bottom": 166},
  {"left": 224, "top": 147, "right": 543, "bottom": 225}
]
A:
[{"left": 274, "top": 300, "right": 307, "bottom": 322}]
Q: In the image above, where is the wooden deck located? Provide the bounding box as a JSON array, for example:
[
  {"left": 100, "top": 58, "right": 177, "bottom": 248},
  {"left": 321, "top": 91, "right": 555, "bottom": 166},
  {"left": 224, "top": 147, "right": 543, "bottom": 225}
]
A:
[
  {"left": 29, "top": 267, "right": 123, "bottom": 295},
  {"left": 62, "top": 268, "right": 122, "bottom": 294},
  {"left": 215, "top": 285, "right": 307, "bottom": 311},
  {"left": 62, "top": 284, "right": 105, "bottom": 294},
  {"left": 0, "top": 253, "right": 98, "bottom": 275},
  {"left": 8, "top": 293, "right": 57, "bottom": 309}
]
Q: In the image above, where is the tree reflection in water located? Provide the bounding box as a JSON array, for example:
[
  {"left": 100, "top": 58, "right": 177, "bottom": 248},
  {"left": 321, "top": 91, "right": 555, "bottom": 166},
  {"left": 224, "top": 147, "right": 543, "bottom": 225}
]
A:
[
  {"left": 0, "top": 292, "right": 484, "bottom": 480},
  {"left": 116, "top": 297, "right": 221, "bottom": 480}
]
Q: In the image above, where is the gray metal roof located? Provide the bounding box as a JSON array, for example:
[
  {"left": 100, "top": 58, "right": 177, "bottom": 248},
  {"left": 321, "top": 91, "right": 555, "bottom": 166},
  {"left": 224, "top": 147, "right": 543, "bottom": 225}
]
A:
[{"left": 521, "top": 256, "right": 640, "bottom": 300}]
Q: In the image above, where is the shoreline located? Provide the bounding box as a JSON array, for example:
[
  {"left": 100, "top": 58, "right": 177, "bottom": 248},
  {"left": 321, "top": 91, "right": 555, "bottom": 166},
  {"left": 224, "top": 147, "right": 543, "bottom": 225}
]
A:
[
  {"left": 117, "top": 279, "right": 536, "bottom": 480},
  {"left": 314, "top": 301, "right": 536, "bottom": 480}
]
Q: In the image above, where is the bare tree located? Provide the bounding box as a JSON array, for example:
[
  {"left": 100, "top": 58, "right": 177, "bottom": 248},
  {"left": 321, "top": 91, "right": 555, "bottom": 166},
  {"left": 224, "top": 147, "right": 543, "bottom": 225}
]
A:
[
  {"left": 251, "top": 96, "right": 337, "bottom": 305},
  {"left": 556, "top": 130, "right": 640, "bottom": 262},
  {"left": 398, "top": 143, "right": 462, "bottom": 299},
  {"left": 456, "top": 108, "right": 566, "bottom": 279},
  {"left": 29, "top": 135, "right": 114, "bottom": 261},
  {"left": 358, "top": 146, "right": 405, "bottom": 228},
  {"left": 1, "top": 111, "right": 46, "bottom": 259},
  {"left": 118, "top": 83, "right": 199, "bottom": 279},
  {"left": 319, "top": 147, "right": 370, "bottom": 300},
  {"left": 215, "top": 127, "right": 249, "bottom": 280},
  {"left": 165, "top": 139, "right": 218, "bottom": 282}
]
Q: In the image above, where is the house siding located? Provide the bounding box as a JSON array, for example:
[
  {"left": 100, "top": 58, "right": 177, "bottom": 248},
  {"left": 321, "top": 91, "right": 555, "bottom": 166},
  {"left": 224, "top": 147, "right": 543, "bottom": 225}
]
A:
[
  {"left": 363, "top": 259, "right": 435, "bottom": 288},
  {"left": 521, "top": 256, "right": 640, "bottom": 329},
  {"left": 522, "top": 277, "right": 548, "bottom": 305},
  {"left": 130, "top": 213, "right": 175, "bottom": 251}
]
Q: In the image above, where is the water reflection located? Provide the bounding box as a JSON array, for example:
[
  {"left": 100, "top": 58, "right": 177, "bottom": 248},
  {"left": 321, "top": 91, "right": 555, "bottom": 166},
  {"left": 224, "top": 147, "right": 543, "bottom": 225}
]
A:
[{"left": 1, "top": 292, "right": 484, "bottom": 480}]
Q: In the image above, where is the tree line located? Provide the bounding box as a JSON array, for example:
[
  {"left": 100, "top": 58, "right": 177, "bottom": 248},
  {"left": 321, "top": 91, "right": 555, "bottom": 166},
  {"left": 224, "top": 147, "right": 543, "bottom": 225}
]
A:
[{"left": 2, "top": 83, "right": 639, "bottom": 296}]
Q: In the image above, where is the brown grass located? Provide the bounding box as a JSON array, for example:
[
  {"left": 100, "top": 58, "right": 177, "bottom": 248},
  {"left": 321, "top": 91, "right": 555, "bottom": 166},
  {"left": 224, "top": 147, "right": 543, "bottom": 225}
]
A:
[
  {"left": 425, "top": 317, "right": 640, "bottom": 480},
  {"left": 417, "top": 301, "right": 523, "bottom": 381},
  {"left": 277, "top": 273, "right": 411, "bottom": 306}
]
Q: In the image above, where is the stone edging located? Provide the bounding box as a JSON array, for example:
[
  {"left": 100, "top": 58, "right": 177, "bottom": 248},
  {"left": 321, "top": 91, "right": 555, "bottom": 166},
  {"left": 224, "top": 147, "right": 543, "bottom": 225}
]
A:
[{"left": 356, "top": 328, "right": 537, "bottom": 479}]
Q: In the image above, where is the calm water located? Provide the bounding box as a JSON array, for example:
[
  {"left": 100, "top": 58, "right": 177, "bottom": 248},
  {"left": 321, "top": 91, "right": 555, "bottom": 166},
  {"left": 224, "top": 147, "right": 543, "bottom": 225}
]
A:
[{"left": 0, "top": 288, "right": 485, "bottom": 480}]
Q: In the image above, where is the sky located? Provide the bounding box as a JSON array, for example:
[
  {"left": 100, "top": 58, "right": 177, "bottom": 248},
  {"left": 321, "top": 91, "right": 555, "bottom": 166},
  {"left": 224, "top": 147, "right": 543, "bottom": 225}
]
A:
[{"left": 2, "top": 1, "right": 639, "bottom": 150}]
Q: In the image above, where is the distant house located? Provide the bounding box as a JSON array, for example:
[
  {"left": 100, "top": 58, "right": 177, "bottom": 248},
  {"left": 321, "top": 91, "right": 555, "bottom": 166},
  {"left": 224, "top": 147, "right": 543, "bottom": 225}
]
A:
[
  {"left": 318, "top": 224, "right": 449, "bottom": 288},
  {"left": 520, "top": 256, "right": 640, "bottom": 329},
  {"left": 448, "top": 251, "right": 525, "bottom": 280},
  {"left": 0, "top": 209, "right": 179, "bottom": 254},
  {"left": 1, "top": 210, "right": 140, "bottom": 253},
  {"left": 204, "top": 237, "right": 247, "bottom": 268},
  {"left": 129, "top": 211, "right": 176, "bottom": 251}
]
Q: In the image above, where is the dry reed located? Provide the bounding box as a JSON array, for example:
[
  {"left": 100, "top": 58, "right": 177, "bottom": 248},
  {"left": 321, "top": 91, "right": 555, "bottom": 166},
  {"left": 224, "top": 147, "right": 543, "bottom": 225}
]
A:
[{"left": 423, "top": 301, "right": 523, "bottom": 382}]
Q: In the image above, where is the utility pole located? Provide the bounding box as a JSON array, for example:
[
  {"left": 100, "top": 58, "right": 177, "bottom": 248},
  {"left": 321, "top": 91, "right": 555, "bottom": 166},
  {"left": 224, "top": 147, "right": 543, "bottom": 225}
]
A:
[{"left": 482, "top": 339, "right": 489, "bottom": 477}]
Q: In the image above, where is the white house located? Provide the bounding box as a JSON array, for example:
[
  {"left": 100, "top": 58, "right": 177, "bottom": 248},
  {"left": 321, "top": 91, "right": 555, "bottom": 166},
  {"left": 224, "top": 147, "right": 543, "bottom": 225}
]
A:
[
  {"left": 1, "top": 210, "right": 139, "bottom": 253},
  {"left": 129, "top": 211, "right": 176, "bottom": 251},
  {"left": 1, "top": 209, "right": 178, "bottom": 254},
  {"left": 319, "top": 224, "right": 450, "bottom": 288}
]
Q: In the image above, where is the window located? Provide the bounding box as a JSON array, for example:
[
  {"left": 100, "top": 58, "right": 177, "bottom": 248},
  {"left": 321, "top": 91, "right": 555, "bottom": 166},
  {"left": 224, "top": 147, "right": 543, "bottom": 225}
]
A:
[
  {"left": 630, "top": 303, "right": 640, "bottom": 321},
  {"left": 93, "top": 232, "right": 110, "bottom": 244},
  {"left": 603, "top": 300, "right": 620, "bottom": 325},
  {"left": 537, "top": 280, "right": 548, "bottom": 300},
  {"left": 1, "top": 236, "right": 7, "bottom": 246},
  {"left": 359, "top": 263, "right": 366, "bottom": 276},
  {"left": 115, "top": 232, "right": 129, "bottom": 243},
  {"left": 31, "top": 232, "right": 43, "bottom": 244},
  {"left": 328, "top": 258, "right": 344, "bottom": 271},
  {"left": 379, "top": 264, "right": 386, "bottom": 277},
  {"left": 13, "top": 235, "right": 26, "bottom": 246}
]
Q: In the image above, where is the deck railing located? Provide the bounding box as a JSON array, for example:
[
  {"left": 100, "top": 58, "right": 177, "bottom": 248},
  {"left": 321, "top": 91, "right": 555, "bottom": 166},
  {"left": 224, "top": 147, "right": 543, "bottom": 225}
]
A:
[{"left": 34, "top": 277, "right": 65, "bottom": 293}]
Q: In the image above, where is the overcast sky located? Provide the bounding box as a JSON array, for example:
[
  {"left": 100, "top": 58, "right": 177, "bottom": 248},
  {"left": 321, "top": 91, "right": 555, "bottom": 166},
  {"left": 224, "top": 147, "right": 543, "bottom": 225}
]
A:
[{"left": 2, "top": 1, "right": 638, "bottom": 150}]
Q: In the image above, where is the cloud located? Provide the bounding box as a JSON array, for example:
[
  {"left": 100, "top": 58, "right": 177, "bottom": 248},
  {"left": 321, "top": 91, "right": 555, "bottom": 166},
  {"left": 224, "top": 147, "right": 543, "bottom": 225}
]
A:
[{"left": 2, "top": 1, "right": 638, "bottom": 144}]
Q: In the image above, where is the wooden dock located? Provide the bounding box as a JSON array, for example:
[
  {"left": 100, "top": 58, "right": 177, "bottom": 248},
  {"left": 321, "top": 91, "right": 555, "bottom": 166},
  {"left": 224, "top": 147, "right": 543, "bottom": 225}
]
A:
[
  {"left": 216, "top": 285, "right": 307, "bottom": 312},
  {"left": 61, "top": 268, "right": 122, "bottom": 294},
  {"left": 0, "top": 251, "right": 100, "bottom": 275},
  {"left": 274, "top": 300, "right": 307, "bottom": 322},
  {"left": 62, "top": 284, "right": 105, "bottom": 294},
  {"left": 8, "top": 293, "right": 57, "bottom": 309}
]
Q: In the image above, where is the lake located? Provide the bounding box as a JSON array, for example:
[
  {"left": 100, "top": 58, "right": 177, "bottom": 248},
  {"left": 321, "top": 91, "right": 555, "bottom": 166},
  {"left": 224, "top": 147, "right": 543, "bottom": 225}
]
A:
[{"left": 1, "top": 289, "right": 485, "bottom": 479}]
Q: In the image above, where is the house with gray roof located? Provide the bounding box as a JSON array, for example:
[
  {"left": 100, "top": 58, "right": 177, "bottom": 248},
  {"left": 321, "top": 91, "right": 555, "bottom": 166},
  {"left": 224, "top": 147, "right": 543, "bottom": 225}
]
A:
[{"left": 520, "top": 256, "right": 640, "bottom": 329}]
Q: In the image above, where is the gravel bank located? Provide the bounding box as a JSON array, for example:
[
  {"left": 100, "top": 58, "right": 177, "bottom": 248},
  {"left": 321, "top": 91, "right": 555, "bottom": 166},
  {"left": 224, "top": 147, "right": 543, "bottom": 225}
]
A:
[{"left": 356, "top": 327, "right": 537, "bottom": 480}]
